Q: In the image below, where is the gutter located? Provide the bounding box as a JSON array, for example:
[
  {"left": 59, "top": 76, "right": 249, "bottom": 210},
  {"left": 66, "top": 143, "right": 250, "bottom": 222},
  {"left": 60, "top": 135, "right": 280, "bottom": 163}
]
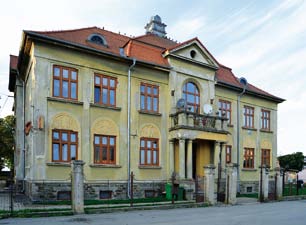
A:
[
  {"left": 236, "top": 80, "right": 247, "bottom": 194},
  {"left": 127, "top": 58, "right": 136, "bottom": 199}
]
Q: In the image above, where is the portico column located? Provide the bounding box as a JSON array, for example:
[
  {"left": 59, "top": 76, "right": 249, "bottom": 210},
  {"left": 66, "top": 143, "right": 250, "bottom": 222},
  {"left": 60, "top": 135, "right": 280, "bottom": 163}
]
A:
[
  {"left": 179, "top": 138, "right": 185, "bottom": 179},
  {"left": 169, "top": 140, "right": 175, "bottom": 175},
  {"left": 187, "top": 139, "right": 193, "bottom": 179}
]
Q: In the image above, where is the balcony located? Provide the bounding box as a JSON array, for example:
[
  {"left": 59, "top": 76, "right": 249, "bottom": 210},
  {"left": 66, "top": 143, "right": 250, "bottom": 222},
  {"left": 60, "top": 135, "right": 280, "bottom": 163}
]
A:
[{"left": 169, "top": 110, "right": 228, "bottom": 134}]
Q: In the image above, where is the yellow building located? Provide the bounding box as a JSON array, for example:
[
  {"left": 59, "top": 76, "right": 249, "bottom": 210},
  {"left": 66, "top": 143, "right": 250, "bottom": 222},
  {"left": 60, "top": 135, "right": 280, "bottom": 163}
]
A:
[{"left": 8, "top": 15, "right": 284, "bottom": 201}]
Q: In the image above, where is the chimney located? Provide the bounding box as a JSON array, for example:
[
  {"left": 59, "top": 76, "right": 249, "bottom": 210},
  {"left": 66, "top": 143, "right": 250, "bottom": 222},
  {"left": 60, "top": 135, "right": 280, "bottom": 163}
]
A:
[{"left": 145, "top": 15, "right": 167, "bottom": 38}]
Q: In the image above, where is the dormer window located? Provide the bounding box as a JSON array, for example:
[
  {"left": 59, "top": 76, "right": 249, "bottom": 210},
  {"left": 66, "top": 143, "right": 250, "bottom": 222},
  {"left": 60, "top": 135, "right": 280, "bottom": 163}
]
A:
[{"left": 88, "top": 34, "right": 107, "bottom": 46}]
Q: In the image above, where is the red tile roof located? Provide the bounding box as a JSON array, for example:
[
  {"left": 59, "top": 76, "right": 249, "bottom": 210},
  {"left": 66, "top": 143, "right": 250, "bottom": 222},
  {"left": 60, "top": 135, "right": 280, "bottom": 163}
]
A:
[
  {"left": 32, "top": 26, "right": 130, "bottom": 56},
  {"left": 9, "top": 55, "right": 18, "bottom": 70},
  {"left": 124, "top": 40, "right": 169, "bottom": 67},
  {"left": 23, "top": 27, "right": 283, "bottom": 102},
  {"left": 216, "top": 64, "right": 283, "bottom": 101},
  {"left": 8, "top": 55, "right": 18, "bottom": 92}
]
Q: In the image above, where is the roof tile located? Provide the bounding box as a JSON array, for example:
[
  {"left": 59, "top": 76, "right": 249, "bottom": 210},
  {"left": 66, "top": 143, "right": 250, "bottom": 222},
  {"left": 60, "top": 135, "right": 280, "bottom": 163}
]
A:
[{"left": 24, "top": 27, "right": 282, "bottom": 101}]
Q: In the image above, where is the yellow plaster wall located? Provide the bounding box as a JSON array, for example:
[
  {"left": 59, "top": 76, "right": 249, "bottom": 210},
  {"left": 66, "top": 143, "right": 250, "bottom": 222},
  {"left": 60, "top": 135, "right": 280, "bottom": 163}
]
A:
[{"left": 196, "top": 141, "right": 211, "bottom": 176}]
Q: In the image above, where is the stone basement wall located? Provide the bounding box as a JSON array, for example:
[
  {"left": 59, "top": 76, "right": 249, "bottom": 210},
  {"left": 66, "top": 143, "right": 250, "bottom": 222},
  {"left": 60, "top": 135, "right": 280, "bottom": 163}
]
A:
[
  {"left": 26, "top": 180, "right": 167, "bottom": 202},
  {"left": 240, "top": 181, "right": 259, "bottom": 194}
]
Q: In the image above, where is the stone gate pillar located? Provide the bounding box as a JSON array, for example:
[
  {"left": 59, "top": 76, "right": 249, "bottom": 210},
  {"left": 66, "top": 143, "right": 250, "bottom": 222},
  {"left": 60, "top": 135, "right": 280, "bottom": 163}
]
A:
[
  {"left": 275, "top": 167, "right": 283, "bottom": 200},
  {"left": 259, "top": 165, "right": 269, "bottom": 202},
  {"left": 225, "top": 163, "right": 238, "bottom": 204},
  {"left": 204, "top": 164, "right": 216, "bottom": 205},
  {"left": 71, "top": 160, "right": 85, "bottom": 214}
]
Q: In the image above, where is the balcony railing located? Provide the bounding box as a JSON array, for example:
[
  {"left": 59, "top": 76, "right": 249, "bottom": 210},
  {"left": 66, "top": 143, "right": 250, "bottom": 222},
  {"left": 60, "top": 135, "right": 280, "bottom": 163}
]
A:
[{"left": 170, "top": 110, "right": 228, "bottom": 133}]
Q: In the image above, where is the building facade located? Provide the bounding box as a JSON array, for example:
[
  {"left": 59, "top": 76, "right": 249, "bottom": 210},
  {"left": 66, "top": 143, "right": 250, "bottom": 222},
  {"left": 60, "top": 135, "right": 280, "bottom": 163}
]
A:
[{"left": 8, "top": 16, "right": 284, "bottom": 201}]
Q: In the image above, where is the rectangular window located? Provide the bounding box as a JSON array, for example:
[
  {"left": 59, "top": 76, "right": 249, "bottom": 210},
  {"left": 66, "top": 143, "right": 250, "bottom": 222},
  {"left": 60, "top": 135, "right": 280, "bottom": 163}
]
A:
[
  {"left": 94, "top": 74, "right": 117, "bottom": 106},
  {"left": 243, "top": 106, "right": 254, "bottom": 128},
  {"left": 140, "top": 138, "right": 159, "bottom": 166},
  {"left": 243, "top": 148, "right": 254, "bottom": 169},
  {"left": 52, "top": 129, "right": 78, "bottom": 162},
  {"left": 140, "top": 83, "right": 159, "bottom": 113},
  {"left": 261, "top": 109, "right": 270, "bottom": 131},
  {"left": 261, "top": 149, "right": 271, "bottom": 167},
  {"left": 99, "top": 190, "right": 112, "bottom": 199},
  {"left": 94, "top": 135, "right": 116, "bottom": 164},
  {"left": 53, "top": 65, "right": 78, "bottom": 100},
  {"left": 218, "top": 100, "right": 231, "bottom": 124},
  {"left": 226, "top": 145, "right": 232, "bottom": 163}
]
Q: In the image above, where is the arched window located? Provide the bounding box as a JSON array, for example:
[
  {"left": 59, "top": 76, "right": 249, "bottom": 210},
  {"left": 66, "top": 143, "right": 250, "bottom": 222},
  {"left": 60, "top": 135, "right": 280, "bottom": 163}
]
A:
[
  {"left": 183, "top": 82, "right": 200, "bottom": 113},
  {"left": 88, "top": 34, "right": 107, "bottom": 46}
]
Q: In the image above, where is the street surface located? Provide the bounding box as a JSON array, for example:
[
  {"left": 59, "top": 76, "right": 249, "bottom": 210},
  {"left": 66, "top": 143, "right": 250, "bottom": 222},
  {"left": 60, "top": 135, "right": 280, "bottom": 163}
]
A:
[{"left": 1, "top": 200, "right": 305, "bottom": 225}]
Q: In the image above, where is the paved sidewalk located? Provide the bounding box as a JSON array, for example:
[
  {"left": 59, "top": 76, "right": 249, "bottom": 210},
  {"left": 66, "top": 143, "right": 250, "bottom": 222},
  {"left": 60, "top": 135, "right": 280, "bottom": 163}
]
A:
[{"left": 2, "top": 200, "right": 306, "bottom": 225}]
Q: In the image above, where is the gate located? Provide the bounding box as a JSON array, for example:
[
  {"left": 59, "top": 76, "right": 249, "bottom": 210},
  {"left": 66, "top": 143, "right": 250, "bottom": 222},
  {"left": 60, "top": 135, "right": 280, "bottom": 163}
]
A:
[
  {"left": 268, "top": 176, "right": 277, "bottom": 200},
  {"left": 0, "top": 172, "right": 14, "bottom": 217},
  {"left": 195, "top": 176, "right": 205, "bottom": 202}
]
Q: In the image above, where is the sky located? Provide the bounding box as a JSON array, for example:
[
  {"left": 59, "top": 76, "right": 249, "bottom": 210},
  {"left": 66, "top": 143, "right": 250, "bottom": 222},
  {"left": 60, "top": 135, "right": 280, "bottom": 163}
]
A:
[{"left": 0, "top": 0, "right": 305, "bottom": 156}]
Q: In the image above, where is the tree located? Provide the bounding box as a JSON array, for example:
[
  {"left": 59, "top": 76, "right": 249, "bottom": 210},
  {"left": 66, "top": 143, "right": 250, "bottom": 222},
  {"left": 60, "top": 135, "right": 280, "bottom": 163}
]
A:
[
  {"left": 0, "top": 115, "right": 15, "bottom": 171},
  {"left": 278, "top": 152, "right": 304, "bottom": 172}
]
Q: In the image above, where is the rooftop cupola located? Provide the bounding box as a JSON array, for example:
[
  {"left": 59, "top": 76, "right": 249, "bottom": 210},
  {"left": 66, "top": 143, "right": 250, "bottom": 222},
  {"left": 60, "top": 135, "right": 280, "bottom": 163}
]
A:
[{"left": 145, "top": 15, "right": 167, "bottom": 38}]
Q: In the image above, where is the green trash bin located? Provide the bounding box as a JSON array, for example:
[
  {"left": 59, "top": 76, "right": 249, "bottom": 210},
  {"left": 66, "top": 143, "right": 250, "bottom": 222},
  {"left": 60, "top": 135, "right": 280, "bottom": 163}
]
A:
[
  {"left": 165, "top": 183, "right": 172, "bottom": 200},
  {"left": 178, "top": 187, "right": 184, "bottom": 200},
  {"left": 165, "top": 183, "right": 184, "bottom": 201}
]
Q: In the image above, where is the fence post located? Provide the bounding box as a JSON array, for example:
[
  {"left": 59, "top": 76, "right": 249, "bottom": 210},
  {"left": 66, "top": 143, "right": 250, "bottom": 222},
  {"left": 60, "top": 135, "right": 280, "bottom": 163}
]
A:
[
  {"left": 275, "top": 167, "right": 283, "bottom": 200},
  {"left": 9, "top": 177, "right": 14, "bottom": 216},
  {"left": 71, "top": 160, "right": 85, "bottom": 214},
  {"left": 225, "top": 163, "right": 238, "bottom": 204},
  {"left": 259, "top": 165, "right": 269, "bottom": 202},
  {"left": 130, "top": 172, "right": 134, "bottom": 207},
  {"left": 296, "top": 173, "right": 299, "bottom": 195},
  {"left": 204, "top": 164, "right": 216, "bottom": 205}
]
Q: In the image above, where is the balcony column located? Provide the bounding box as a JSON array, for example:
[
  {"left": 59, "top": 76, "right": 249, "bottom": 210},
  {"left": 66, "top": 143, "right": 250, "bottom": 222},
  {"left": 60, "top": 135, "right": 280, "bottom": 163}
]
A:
[
  {"left": 169, "top": 139, "right": 175, "bottom": 175},
  {"left": 179, "top": 138, "right": 186, "bottom": 179},
  {"left": 217, "top": 142, "right": 224, "bottom": 202},
  {"left": 187, "top": 139, "right": 193, "bottom": 179}
]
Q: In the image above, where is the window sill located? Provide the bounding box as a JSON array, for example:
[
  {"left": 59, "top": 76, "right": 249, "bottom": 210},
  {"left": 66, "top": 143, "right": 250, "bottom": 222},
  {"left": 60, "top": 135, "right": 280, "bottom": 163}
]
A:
[
  {"left": 90, "top": 103, "right": 121, "bottom": 111},
  {"left": 89, "top": 164, "right": 122, "bottom": 168},
  {"left": 242, "top": 127, "right": 257, "bottom": 131},
  {"left": 138, "top": 165, "right": 162, "bottom": 169},
  {"left": 46, "top": 162, "right": 71, "bottom": 167},
  {"left": 47, "top": 97, "right": 83, "bottom": 105},
  {"left": 138, "top": 110, "right": 162, "bottom": 116},
  {"left": 242, "top": 168, "right": 257, "bottom": 172},
  {"left": 260, "top": 129, "right": 273, "bottom": 133}
]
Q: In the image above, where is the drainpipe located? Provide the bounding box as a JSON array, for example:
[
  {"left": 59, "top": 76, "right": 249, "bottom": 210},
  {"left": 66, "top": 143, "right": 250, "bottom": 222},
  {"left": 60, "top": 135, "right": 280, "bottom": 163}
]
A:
[
  {"left": 17, "top": 71, "right": 26, "bottom": 193},
  {"left": 236, "top": 77, "right": 247, "bottom": 194},
  {"left": 127, "top": 58, "right": 136, "bottom": 198}
]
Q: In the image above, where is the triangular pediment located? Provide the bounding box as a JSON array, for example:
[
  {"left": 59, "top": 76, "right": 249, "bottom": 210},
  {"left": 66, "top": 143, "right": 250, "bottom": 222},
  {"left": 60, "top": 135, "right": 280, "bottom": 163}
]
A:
[{"left": 164, "top": 38, "right": 219, "bottom": 69}]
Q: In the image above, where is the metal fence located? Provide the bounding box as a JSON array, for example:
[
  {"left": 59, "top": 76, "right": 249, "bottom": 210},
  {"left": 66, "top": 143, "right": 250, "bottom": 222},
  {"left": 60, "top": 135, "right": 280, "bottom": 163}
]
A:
[{"left": 1, "top": 172, "right": 208, "bottom": 217}]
